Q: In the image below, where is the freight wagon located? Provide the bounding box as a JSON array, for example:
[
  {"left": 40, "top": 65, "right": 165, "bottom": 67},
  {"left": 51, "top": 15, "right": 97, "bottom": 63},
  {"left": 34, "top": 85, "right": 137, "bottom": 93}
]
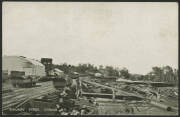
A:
[
  {"left": 2, "top": 70, "right": 9, "bottom": 82},
  {"left": 10, "top": 71, "right": 39, "bottom": 87}
]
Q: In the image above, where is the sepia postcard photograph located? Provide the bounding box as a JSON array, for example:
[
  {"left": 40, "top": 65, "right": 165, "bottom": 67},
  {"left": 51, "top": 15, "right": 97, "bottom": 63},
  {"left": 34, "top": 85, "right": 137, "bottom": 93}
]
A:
[{"left": 2, "top": 1, "right": 179, "bottom": 115}]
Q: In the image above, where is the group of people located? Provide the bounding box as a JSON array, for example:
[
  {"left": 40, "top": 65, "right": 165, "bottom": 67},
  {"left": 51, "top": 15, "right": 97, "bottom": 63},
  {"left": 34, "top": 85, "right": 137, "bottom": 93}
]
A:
[{"left": 54, "top": 73, "right": 92, "bottom": 115}]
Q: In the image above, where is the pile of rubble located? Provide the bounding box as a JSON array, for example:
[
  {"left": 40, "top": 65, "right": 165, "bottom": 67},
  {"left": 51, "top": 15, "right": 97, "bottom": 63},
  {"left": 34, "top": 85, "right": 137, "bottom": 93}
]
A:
[
  {"left": 55, "top": 97, "right": 98, "bottom": 115},
  {"left": 3, "top": 75, "right": 178, "bottom": 115},
  {"left": 158, "top": 87, "right": 178, "bottom": 99}
]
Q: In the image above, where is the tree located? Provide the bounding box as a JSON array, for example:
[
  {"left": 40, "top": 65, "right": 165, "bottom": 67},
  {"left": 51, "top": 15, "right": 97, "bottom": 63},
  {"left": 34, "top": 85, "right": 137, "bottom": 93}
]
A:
[
  {"left": 174, "top": 69, "right": 178, "bottom": 85},
  {"left": 147, "top": 66, "right": 178, "bottom": 83},
  {"left": 119, "top": 67, "right": 130, "bottom": 79},
  {"left": 152, "top": 67, "right": 164, "bottom": 81},
  {"left": 162, "top": 66, "right": 176, "bottom": 83}
]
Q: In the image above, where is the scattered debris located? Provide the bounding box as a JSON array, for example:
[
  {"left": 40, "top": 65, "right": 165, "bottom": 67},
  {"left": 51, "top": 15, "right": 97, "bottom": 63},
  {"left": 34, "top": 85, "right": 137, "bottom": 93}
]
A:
[{"left": 2, "top": 73, "right": 178, "bottom": 115}]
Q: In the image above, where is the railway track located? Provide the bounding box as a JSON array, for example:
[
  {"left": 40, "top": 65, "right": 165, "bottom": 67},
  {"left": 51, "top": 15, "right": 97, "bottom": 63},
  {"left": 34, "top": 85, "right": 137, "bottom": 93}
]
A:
[{"left": 2, "top": 81, "right": 56, "bottom": 111}]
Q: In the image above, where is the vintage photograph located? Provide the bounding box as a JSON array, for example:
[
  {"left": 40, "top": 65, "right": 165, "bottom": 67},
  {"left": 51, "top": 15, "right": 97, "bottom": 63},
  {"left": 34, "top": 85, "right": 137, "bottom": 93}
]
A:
[{"left": 2, "top": 2, "right": 178, "bottom": 115}]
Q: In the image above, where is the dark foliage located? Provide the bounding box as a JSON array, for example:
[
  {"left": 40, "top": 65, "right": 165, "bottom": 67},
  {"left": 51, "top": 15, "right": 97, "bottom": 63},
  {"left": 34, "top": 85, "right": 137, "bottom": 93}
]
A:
[{"left": 53, "top": 63, "right": 178, "bottom": 84}]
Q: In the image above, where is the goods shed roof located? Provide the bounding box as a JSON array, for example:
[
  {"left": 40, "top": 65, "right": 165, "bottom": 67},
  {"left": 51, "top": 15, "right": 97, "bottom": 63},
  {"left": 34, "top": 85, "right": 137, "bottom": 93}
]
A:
[
  {"left": 23, "top": 57, "right": 44, "bottom": 67},
  {"left": 3, "top": 56, "right": 44, "bottom": 67}
]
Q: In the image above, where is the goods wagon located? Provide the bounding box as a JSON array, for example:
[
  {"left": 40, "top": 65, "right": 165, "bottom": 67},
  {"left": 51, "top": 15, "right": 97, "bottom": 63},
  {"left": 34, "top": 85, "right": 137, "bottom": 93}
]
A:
[
  {"left": 53, "top": 78, "right": 67, "bottom": 89},
  {"left": 2, "top": 70, "right": 9, "bottom": 82},
  {"left": 10, "top": 71, "right": 39, "bottom": 87}
]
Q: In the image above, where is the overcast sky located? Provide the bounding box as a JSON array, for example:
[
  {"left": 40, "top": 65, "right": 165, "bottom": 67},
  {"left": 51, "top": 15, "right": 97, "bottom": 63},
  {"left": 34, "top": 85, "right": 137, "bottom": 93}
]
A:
[{"left": 3, "top": 2, "right": 178, "bottom": 74}]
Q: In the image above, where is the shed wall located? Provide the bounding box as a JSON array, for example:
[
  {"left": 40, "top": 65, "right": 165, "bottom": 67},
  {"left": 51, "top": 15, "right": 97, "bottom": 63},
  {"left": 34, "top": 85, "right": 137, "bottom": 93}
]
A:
[{"left": 2, "top": 56, "right": 46, "bottom": 77}]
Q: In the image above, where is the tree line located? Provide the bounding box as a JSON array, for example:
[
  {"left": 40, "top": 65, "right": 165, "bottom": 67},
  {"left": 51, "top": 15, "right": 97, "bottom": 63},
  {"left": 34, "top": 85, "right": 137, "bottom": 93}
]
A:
[{"left": 53, "top": 63, "right": 178, "bottom": 84}]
